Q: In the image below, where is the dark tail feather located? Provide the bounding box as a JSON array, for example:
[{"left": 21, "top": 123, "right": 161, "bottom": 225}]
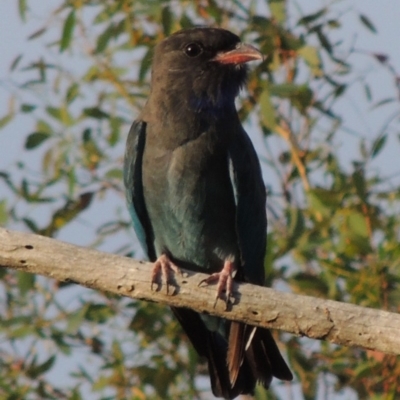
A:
[
  {"left": 171, "top": 307, "right": 232, "bottom": 397},
  {"left": 171, "top": 307, "right": 254, "bottom": 398},
  {"left": 226, "top": 321, "right": 246, "bottom": 385},
  {"left": 245, "top": 327, "right": 293, "bottom": 387},
  {"left": 205, "top": 330, "right": 231, "bottom": 397},
  {"left": 171, "top": 307, "right": 292, "bottom": 399},
  {"left": 245, "top": 330, "right": 273, "bottom": 388}
]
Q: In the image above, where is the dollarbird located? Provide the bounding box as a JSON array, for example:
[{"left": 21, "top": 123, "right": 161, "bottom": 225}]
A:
[{"left": 124, "top": 27, "right": 293, "bottom": 399}]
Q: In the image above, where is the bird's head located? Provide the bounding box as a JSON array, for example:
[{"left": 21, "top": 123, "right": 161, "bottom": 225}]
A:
[{"left": 149, "top": 27, "right": 263, "bottom": 112}]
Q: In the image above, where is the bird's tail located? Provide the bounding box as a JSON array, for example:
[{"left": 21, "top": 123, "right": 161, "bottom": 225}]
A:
[{"left": 171, "top": 307, "right": 292, "bottom": 399}]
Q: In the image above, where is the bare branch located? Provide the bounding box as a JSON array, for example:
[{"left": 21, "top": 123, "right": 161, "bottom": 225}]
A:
[{"left": 1, "top": 227, "right": 399, "bottom": 355}]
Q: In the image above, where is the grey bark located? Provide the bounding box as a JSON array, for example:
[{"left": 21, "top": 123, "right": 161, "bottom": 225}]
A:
[{"left": 0, "top": 227, "right": 399, "bottom": 354}]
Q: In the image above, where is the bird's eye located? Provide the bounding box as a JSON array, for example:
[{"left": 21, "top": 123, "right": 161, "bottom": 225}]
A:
[{"left": 184, "top": 43, "right": 203, "bottom": 58}]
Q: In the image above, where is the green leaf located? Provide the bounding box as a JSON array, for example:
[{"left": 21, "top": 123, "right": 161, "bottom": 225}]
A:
[
  {"left": 180, "top": 13, "right": 194, "bottom": 29},
  {"left": 333, "top": 84, "right": 346, "bottom": 98},
  {"left": 298, "top": 46, "right": 322, "bottom": 77},
  {"left": 25, "top": 132, "right": 51, "bottom": 149},
  {"left": 280, "top": 31, "right": 305, "bottom": 51},
  {"left": 27, "top": 355, "right": 56, "bottom": 379},
  {"left": 105, "top": 168, "right": 123, "bottom": 180},
  {"left": 17, "top": 271, "right": 35, "bottom": 295},
  {"left": 139, "top": 47, "right": 154, "bottom": 82},
  {"left": 161, "top": 6, "right": 173, "bottom": 35},
  {"left": 335, "top": 210, "right": 371, "bottom": 256},
  {"left": 268, "top": 0, "right": 286, "bottom": 24},
  {"left": 352, "top": 169, "right": 366, "bottom": 200},
  {"left": 82, "top": 127, "right": 91, "bottom": 142},
  {"left": 28, "top": 27, "right": 47, "bottom": 40},
  {"left": 259, "top": 88, "right": 277, "bottom": 130},
  {"left": 348, "top": 212, "right": 368, "bottom": 238},
  {"left": 371, "top": 134, "right": 387, "bottom": 158},
  {"left": 22, "top": 217, "right": 40, "bottom": 232},
  {"left": 315, "top": 26, "right": 332, "bottom": 54},
  {"left": 0, "top": 112, "right": 14, "bottom": 128},
  {"left": 66, "top": 307, "right": 87, "bottom": 334},
  {"left": 269, "top": 83, "right": 302, "bottom": 97},
  {"left": 21, "top": 103, "right": 37, "bottom": 113},
  {"left": 359, "top": 14, "right": 377, "bottom": 34},
  {"left": 298, "top": 8, "right": 326, "bottom": 26},
  {"left": 9, "top": 324, "right": 36, "bottom": 339},
  {"left": 92, "top": 375, "right": 112, "bottom": 391},
  {"left": 108, "top": 117, "right": 122, "bottom": 146},
  {"left": 0, "top": 200, "right": 8, "bottom": 225},
  {"left": 327, "top": 19, "right": 340, "bottom": 29},
  {"left": 364, "top": 83, "right": 372, "bottom": 102},
  {"left": 51, "top": 330, "right": 72, "bottom": 355},
  {"left": 85, "top": 304, "right": 114, "bottom": 324},
  {"left": 359, "top": 138, "right": 368, "bottom": 159},
  {"left": 288, "top": 207, "right": 305, "bottom": 243},
  {"left": 41, "top": 192, "right": 94, "bottom": 235},
  {"left": 83, "top": 107, "right": 109, "bottom": 119},
  {"left": 60, "top": 105, "right": 74, "bottom": 125},
  {"left": 83, "top": 65, "right": 100, "bottom": 82},
  {"left": 18, "top": 0, "right": 27, "bottom": 22},
  {"left": 290, "top": 272, "right": 329, "bottom": 297},
  {"left": 46, "top": 106, "right": 62, "bottom": 121},
  {"left": 2, "top": 316, "right": 33, "bottom": 328},
  {"left": 36, "top": 119, "right": 52, "bottom": 134},
  {"left": 372, "top": 97, "right": 395, "bottom": 109},
  {"left": 307, "top": 188, "right": 342, "bottom": 217},
  {"left": 354, "top": 361, "right": 377, "bottom": 379},
  {"left": 60, "top": 10, "right": 76, "bottom": 52},
  {"left": 95, "top": 23, "right": 115, "bottom": 53},
  {"left": 66, "top": 83, "right": 79, "bottom": 103},
  {"left": 10, "top": 54, "right": 23, "bottom": 71},
  {"left": 270, "top": 83, "right": 313, "bottom": 113}
]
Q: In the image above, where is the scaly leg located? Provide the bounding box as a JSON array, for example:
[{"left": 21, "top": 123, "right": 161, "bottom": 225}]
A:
[
  {"left": 198, "top": 259, "right": 235, "bottom": 308},
  {"left": 151, "top": 254, "right": 181, "bottom": 295}
]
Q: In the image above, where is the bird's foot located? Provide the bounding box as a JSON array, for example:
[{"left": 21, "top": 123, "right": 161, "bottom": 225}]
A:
[
  {"left": 151, "top": 254, "right": 181, "bottom": 295},
  {"left": 199, "top": 259, "right": 235, "bottom": 309}
]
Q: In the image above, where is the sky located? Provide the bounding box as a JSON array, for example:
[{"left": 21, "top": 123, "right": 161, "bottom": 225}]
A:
[{"left": 0, "top": 1, "right": 399, "bottom": 399}]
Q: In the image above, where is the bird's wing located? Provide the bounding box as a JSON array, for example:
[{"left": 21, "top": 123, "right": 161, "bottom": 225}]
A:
[
  {"left": 224, "top": 128, "right": 268, "bottom": 388},
  {"left": 228, "top": 128, "right": 267, "bottom": 285},
  {"left": 124, "top": 120, "right": 156, "bottom": 260},
  {"left": 228, "top": 130, "right": 293, "bottom": 386}
]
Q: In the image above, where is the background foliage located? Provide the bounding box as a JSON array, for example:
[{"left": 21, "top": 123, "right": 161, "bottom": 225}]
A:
[{"left": 1, "top": 0, "right": 400, "bottom": 399}]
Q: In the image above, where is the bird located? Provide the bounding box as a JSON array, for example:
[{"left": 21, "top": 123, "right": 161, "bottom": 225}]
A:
[{"left": 123, "top": 27, "right": 293, "bottom": 399}]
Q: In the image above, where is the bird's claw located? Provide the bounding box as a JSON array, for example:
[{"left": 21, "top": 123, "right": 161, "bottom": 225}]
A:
[
  {"left": 151, "top": 254, "right": 181, "bottom": 295},
  {"left": 199, "top": 260, "right": 235, "bottom": 309}
]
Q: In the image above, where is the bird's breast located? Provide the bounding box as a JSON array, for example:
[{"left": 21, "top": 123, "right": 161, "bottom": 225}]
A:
[{"left": 142, "top": 129, "right": 239, "bottom": 272}]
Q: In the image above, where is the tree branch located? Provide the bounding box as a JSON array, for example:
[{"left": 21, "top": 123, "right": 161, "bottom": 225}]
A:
[{"left": 1, "top": 227, "right": 399, "bottom": 355}]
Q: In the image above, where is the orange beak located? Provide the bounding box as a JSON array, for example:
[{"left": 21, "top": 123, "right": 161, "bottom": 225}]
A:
[{"left": 212, "top": 43, "right": 263, "bottom": 65}]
